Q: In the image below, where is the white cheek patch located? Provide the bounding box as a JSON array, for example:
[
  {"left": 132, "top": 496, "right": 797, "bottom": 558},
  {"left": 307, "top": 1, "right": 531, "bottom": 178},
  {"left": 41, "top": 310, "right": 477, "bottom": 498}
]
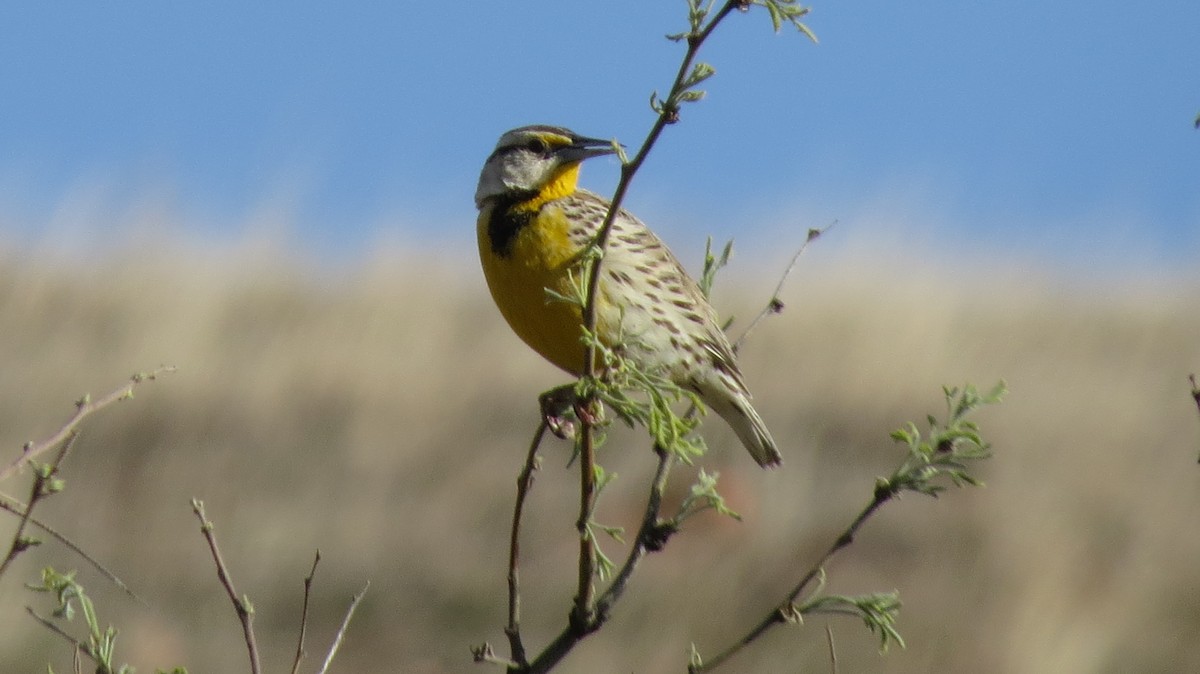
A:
[
  {"left": 475, "top": 149, "right": 560, "bottom": 206},
  {"left": 502, "top": 156, "right": 545, "bottom": 192}
]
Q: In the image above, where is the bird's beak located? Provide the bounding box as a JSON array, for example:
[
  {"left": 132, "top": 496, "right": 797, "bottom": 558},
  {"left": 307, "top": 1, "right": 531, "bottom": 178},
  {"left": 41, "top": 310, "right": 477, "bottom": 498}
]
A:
[{"left": 560, "top": 135, "right": 620, "bottom": 163}]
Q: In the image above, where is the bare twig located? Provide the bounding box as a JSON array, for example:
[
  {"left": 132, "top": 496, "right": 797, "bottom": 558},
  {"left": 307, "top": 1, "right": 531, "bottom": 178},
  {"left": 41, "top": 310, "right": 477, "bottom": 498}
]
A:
[
  {"left": 192, "top": 498, "right": 262, "bottom": 674},
  {"left": 569, "top": 423, "right": 599, "bottom": 633},
  {"left": 316, "top": 581, "right": 370, "bottom": 674},
  {"left": 0, "top": 493, "right": 140, "bottom": 601},
  {"left": 1191, "top": 374, "right": 1200, "bottom": 412},
  {"left": 290, "top": 550, "right": 322, "bottom": 674},
  {"left": 505, "top": 421, "right": 548, "bottom": 669},
  {"left": 0, "top": 367, "right": 176, "bottom": 482},
  {"left": 594, "top": 446, "right": 675, "bottom": 618},
  {"left": 691, "top": 478, "right": 897, "bottom": 671},
  {"left": 1190, "top": 374, "right": 1200, "bottom": 463},
  {"left": 26, "top": 605, "right": 88, "bottom": 654},
  {"left": 733, "top": 223, "right": 833, "bottom": 353},
  {"left": 0, "top": 432, "right": 78, "bottom": 579},
  {"left": 0, "top": 368, "right": 172, "bottom": 594},
  {"left": 523, "top": 446, "right": 675, "bottom": 674},
  {"left": 28, "top": 602, "right": 121, "bottom": 674}
]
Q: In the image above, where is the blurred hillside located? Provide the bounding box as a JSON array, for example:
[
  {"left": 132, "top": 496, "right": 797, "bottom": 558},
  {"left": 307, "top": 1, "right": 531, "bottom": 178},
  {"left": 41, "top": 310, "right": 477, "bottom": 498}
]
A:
[{"left": 0, "top": 241, "right": 1198, "bottom": 673}]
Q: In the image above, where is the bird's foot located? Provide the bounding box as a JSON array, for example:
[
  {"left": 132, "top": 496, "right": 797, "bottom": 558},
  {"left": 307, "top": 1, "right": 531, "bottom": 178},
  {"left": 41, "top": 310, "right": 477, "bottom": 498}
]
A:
[
  {"left": 538, "top": 384, "right": 606, "bottom": 440},
  {"left": 539, "top": 384, "right": 579, "bottom": 440}
]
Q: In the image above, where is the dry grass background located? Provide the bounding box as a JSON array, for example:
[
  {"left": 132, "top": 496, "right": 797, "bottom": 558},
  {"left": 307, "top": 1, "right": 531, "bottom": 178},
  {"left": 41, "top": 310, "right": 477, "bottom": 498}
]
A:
[{"left": 0, "top": 238, "right": 1198, "bottom": 673}]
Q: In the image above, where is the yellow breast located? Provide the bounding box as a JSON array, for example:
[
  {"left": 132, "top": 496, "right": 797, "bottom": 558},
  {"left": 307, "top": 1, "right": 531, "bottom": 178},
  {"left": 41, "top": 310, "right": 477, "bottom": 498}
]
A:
[
  {"left": 477, "top": 201, "right": 591, "bottom": 375},
  {"left": 477, "top": 161, "right": 628, "bottom": 375}
]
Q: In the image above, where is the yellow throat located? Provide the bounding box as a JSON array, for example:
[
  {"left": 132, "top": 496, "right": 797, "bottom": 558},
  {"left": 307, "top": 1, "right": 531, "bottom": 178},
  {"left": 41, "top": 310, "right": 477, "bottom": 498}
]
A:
[{"left": 476, "top": 161, "right": 605, "bottom": 375}]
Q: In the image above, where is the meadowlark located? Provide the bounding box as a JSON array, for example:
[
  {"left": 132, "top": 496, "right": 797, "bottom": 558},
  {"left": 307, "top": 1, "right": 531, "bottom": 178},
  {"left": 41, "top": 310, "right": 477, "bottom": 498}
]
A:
[{"left": 475, "top": 125, "right": 781, "bottom": 468}]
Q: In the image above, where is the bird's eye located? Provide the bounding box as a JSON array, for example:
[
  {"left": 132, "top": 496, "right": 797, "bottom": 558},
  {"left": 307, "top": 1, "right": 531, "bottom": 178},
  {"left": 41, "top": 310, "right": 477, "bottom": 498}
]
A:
[{"left": 526, "top": 138, "right": 550, "bottom": 156}]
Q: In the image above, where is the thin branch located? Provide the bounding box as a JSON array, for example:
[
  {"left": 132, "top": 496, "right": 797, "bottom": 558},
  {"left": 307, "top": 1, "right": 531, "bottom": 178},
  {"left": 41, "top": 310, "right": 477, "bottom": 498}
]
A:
[
  {"left": 523, "top": 216, "right": 825, "bottom": 670},
  {"left": 530, "top": 214, "right": 830, "bottom": 666},
  {"left": 0, "top": 366, "right": 176, "bottom": 482},
  {"left": 316, "top": 581, "right": 370, "bottom": 674},
  {"left": 496, "top": 2, "right": 811, "bottom": 670},
  {"left": 1190, "top": 374, "right": 1200, "bottom": 463},
  {"left": 0, "top": 368, "right": 171, "bottom": 596},
  {"left": 0, "top": 432, "right": 78, "bottom": 579},
  {"left": 594, "top": 446, "right": 675, "bottom": 618},
  {"left": 192, "top": 498, "right": 262, "bottom": 674},
  {"left": 733, "top": 222, "right": 833, "bottom": 353},
  {"left": 0, "top": 493, "right": 141, "bottom": 601},
  {"left": 569, "top": 423, "right": 599, "bottom": 633},
  {"left": 694, "top": 384, "right": 1002, "bottom": 667},
  {"left": 564, "top": 0, "right": 743, "bottom": 648},
  {"left": 579, "top": 0, "right": 742, "bottom": 375},
  {"left": 1190, "top": 374, "right": 1200, "bottom": 417},
  {"left": 505, "top": 421, "right": 547, "bottom": 670},
  {"left": 516, "top": 213, "right": 824, "bottom": 673},
  {"left": 691, "top": 481, "right": 895, "bottom": 671},
  {"left": 26, "top": 605, "right": 89, "bottom": 655},
  {"left": 524, "top": 446, "right": 675, "bottom": 674},
  {"left": 290, "top": 550, "right": 322, "bottom": 674}
]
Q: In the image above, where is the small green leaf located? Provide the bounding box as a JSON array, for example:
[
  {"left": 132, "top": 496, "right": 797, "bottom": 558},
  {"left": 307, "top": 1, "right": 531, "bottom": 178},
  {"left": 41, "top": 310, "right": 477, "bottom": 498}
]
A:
[
  {"left": 649, "top": 90, "right": 663, "bottom": 113},
  {"left": 14, "top": 536, "right": 41, "bottom": 552},
  {"left": 764, "top": 2, "right": 783, "bottom": 31},
  {"left": 56, "top": 601, "right": 74, "bottom": 621},
  {"left": 699, "top": 237, "right": 734, "bottom": 299},
  {"left": 686, "top": 62, "right": 716, "bottom": 87},
  {"left": 688, "top": 643, "right": 703, "bottom": 669},
  {"left": 593, "top": 536, "right": 616, "bottom": 581}
]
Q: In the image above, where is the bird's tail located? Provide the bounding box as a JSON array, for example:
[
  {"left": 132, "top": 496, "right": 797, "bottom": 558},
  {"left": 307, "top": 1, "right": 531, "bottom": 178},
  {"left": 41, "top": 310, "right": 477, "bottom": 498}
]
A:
[{"left": 702, "top": 383, "right": 782, "bottom": 469}]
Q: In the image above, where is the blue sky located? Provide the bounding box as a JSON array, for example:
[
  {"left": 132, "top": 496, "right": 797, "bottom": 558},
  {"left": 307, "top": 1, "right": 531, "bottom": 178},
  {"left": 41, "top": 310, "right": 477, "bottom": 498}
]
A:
[{"left": 1, "top": 1, "right": 1197, "bottom": 271}]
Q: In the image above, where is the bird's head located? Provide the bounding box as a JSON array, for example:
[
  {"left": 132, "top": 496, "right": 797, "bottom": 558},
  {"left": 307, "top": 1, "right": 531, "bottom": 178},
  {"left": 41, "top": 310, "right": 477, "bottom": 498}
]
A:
[{"left": 475, "top": 125, "right": 616, "bottom": 208}]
